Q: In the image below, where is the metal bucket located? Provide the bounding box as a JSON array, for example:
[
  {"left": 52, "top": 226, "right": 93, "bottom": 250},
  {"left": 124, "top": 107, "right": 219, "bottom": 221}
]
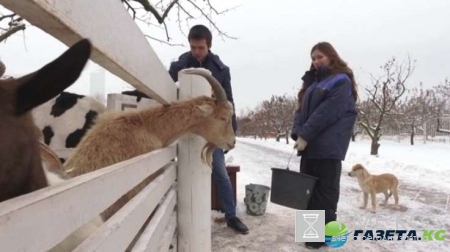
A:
[
  {"left": 270, "top": 168, "right": 318, "bottom": 210},
  {"left": 244, "top": 184, "right": 271, "bottom": 216}
]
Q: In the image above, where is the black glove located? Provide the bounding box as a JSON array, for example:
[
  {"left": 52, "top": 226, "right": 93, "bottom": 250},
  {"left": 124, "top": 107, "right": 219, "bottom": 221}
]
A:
[
  {"left": 291, "top": 133, "right": 298, "bottom": 141},
  {"left": 224, "top": 150, "right": 229, "bottom": 154},
  {"left": 301, "top": 69, "right": 316, "bottom": 86}
]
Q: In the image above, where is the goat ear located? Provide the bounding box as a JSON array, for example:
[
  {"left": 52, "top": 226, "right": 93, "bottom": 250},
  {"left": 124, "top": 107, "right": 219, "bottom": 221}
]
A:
[
  {"left": 14, "top": 39, "right": 92, "bottom": 115},
  {"left": 195, "top": 104, "right": 214, "bottom": 117}
]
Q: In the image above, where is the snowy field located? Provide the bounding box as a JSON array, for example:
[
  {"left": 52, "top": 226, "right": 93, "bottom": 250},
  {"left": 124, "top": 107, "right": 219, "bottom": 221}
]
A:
[{"left": 211, "top": 136, "right": 450, "bottom": 252}]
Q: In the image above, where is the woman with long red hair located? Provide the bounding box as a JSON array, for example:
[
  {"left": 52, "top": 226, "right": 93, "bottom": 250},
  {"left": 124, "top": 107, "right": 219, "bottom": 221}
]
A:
[{"left": 291, "top": 42, "right": 358, "bottom": 249}]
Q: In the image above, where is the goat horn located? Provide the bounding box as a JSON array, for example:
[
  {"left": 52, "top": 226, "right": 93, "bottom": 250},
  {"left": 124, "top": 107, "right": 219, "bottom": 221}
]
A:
[
  {"left": 181, "top": 68, "right": 228, "bottom": 102},
  {"left": 38, "top": 141, "right": 64, "bottom": 173},
  {"left": 0, "top": 60, "right": 5, "bottom": 77}
]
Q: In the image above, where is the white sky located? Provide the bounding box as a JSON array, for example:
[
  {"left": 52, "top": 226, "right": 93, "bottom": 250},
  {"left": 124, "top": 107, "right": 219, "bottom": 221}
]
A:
[{"left": 1, "top": 0, "right": 449, "bottom": 116}]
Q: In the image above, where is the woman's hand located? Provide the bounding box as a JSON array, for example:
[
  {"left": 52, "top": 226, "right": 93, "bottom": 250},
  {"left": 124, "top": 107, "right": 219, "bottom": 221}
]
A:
[{"left": 293, "top": 137, "right": 308, "bottom": 151}]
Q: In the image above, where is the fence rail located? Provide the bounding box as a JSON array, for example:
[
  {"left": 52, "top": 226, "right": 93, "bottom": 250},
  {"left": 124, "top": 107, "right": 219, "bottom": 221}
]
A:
[
  {"left": 0, "top": 0, "right": 213, "bottom": 251},
  {"left": 0, "top": 0, "right": 176, "bottom": 104}
]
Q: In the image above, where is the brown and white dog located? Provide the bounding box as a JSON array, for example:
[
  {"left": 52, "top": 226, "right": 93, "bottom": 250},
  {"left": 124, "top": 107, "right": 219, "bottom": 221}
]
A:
[{"left": 348, "top": 164, "right": 399, "bottom": 213}]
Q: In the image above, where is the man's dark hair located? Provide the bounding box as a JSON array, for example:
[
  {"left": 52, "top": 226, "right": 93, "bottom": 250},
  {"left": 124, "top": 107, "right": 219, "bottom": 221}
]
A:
[{"left": 188, "top": 25, "right": 212, "bottom": 47}]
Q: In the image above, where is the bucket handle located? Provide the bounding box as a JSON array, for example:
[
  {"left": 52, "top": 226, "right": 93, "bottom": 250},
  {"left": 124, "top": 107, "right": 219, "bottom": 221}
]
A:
[{"left": 285, "top": 148, "right": 296, "bottom": 171}]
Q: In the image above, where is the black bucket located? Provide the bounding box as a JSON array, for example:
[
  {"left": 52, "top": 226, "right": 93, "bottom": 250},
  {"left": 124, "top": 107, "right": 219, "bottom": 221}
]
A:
[{"left": 270, "top": 168, "right": 318, "bottom": 210}]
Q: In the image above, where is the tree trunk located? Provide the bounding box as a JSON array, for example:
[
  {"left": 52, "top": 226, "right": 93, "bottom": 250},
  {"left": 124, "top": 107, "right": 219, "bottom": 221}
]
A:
[
  {"left": 351, "top": 131, "right": 359, "bottom": 142},
  {"left": 410, "top": 124, "right": 415, "bottom": 146},
  {"left": 285, "top": 133, "right": 289, "bottom": 144},
  {"left": 276, "top": 134, "right": 280, "bottom": 142},
  {"left": 370, "top": 138, "right": 380, "bottom": 155},
  {"left": 423, "top": 122, "right": 427, "bottom": 144}
]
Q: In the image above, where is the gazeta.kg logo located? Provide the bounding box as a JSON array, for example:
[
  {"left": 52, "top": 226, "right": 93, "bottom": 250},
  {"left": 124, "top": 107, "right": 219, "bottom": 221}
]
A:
[{"left": 325, "top": 221, "right": 352, "bottom": 248}]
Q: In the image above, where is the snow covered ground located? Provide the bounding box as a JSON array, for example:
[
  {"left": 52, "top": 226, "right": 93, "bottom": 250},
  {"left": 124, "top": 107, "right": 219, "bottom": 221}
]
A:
[{"left": 211, "top": 136, "right": 450, "bottom": 252}]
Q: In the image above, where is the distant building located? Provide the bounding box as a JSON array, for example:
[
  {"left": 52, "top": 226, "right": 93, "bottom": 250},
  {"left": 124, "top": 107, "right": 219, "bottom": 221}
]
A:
[{"left": 90, "top": 68, "right": 106, "bottom": 104}]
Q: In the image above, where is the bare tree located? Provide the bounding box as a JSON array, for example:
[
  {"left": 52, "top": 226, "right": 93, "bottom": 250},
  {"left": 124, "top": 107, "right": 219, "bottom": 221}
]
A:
[
  {"left": 261, "top": 95, "right": 286, "bottom": 142},
  {"left": 358, "top": 56, "right": 415, "bottom": 155},
  {"left": 1, "top": 1, "right": 238, "bottom": 46},
  {"left": 435, "top": 78, "right": 450, "bottom": 100},
  {"left": 236, "top": 108, "right": 258, "bottom": 137},
  {"left": 252, "top": 105, "right": 270, "bottom": 140},
  {"left": 236, "top": 115, "right": 252, "bottom": 136},
  {"left": 236, "top": 95, "right": 297, "bottom": 143},
  {"left": 280, "top": 96, "right": 297, "bottom": 144},
  {"left": 397, "top": 83, "right": 442, "bottom": 145},
  {"left": 238, "top": 106, "right": 270, "bottom": 139},
  {"left": 0, "top": 11, "right": 25, "bottom": 43},
  {"left": 351, "top": 119, "right": 363, "bottom": 142},
  {"left": 434, "top": 78, "right": 450, "bottom": 113},
  {"left": 255, "top": 95, "right": 297, "bottom": 143}
]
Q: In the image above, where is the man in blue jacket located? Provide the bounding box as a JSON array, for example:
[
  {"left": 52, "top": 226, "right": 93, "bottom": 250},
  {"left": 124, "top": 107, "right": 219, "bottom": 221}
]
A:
[{"left": 169, "top": 24, "right": 249, "bottom": 234}]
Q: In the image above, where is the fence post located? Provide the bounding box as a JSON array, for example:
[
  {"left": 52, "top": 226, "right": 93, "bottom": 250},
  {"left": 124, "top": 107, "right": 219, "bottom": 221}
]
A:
[{"left": 177, "top": 71, "right": 212, "bottom": 252}]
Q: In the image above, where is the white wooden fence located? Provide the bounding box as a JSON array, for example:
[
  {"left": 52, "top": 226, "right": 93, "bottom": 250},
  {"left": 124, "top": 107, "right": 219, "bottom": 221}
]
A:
[{"left": 0, "top": 0, "right": 212, "bottom": 251}]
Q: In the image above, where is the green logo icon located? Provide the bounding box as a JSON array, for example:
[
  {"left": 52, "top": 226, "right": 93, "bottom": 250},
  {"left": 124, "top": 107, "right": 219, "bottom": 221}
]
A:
[{"left": 325, "top": 221, "right": 351, "bottom": 248}]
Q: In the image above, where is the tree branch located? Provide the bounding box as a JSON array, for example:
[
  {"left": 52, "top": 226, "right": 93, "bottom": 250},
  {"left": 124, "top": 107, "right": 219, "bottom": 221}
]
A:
[
  {"left": 176, "top": 3, "right": 194, "bottom": 19},
  {"left": 162, "top": 0, "right": 179, "bottom": 21},
  {"left": 0, "top": 13, "right": 16, "bottom": 22},
  {"left": 185, "top": 0, "right": 238, "bottom": 40},
  {"left": 122, "top": 0, "right": 137, "bottom": 19},
  {"left": 358, "top": 121, "right": 374, "bottom": 139},
  {"left": 0, "top": 23, "right": 25, "bottom": 43},
  {"left": 131, "top": 0, "right": 179, "bottom": 24},
  {"left": 206, "top": 0, "right": 241, "bottom": 15}
]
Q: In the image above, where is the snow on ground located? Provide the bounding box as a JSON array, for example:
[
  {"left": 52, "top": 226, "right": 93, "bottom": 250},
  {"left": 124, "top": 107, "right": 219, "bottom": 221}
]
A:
[{"left": 211, "top": 136, "right": 450, "bottom": 252}]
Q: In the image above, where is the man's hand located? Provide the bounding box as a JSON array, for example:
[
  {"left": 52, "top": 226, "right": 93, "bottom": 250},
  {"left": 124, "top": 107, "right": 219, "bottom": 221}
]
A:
[
  {"left": 224, "top": 150, "right": 229, "bottom": 154},
  {"left": 293, "top": 137, "right": 307, "bottom": 151}
]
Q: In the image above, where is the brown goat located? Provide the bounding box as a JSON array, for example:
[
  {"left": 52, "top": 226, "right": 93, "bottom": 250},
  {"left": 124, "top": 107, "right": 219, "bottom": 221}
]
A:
[
  {"left": 0, "top": 39, "right": 92, "bottom": 202},
  {"left": 65, "top": 68, "right": 236, "bottom": 221}
]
